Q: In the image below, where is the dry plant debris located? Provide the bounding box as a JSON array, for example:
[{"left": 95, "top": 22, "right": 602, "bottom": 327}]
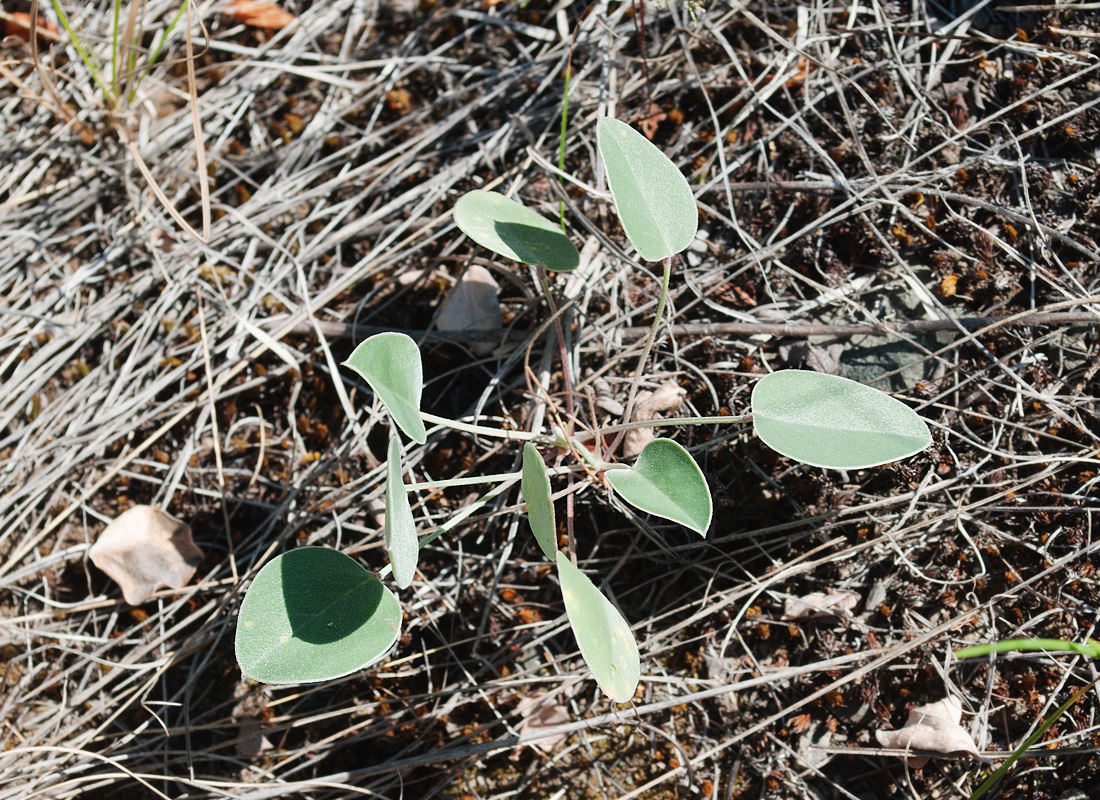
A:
[
  {"left": 87, "top": 506, "right": 203, "bottom": 605},
  {"left": 435, "top": 264, "right": 503, "bottom": 356},
  {"left": 876, "top": 696, "right": 981, "bottom": 768},
  {"left": 620, "top": 380, "right": 687, "bottom": 458},
  {"left": 2, "top": 0, "right": 1100, "bottom": 796},
  {"left": 223, "top": 0, "right": 297, "bottom": 30},
  {"left": 780, "top": 589, "right": 860, "bottom": 621}
]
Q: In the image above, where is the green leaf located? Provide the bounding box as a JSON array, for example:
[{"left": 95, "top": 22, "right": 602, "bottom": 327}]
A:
[
  {"left": 385, "top": 437, "right": 418, "bottom": 589},
  {"left": 454, "top": 190, "right": 579, "bottom": 272},
  {"left": 605, "top": 439, "right": 712, "bottom": 536},
  {"left": 521, "top": 443, "right": 556, "bottom": 560},
  {"left": 751, "top": 370, "right": 932, "bottom": 469},
  {"left": 343, "top": 332, "right": 427, "bottom": 444},
  {"left": 596, "top": 117, "right": 697, "bottom": 261},
  {"left": 235, "top": 548, "right": 401, "bottom": 684},
  {"left": 556, "top": 551, "right": 640, "bottom": 703}
]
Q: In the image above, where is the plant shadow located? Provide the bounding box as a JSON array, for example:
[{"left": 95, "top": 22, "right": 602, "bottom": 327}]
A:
[
  {"left": 278, "top": 548, "right": 385, "bottom": 645},
  {"left": 495, "top": 221, "right": 578, "bottom": 272}
]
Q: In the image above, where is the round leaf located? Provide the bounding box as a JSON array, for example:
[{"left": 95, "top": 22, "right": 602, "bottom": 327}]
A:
[
  {"left": 596, "top": 118, "right": 697, "bottom": 261},
  {"left": 751, "top": 370, "right": 932, "bottom": 469},
  {"left": 235, "top": 548, "right": 401, "bottom": 684},
  {"left": 522, "top": 443, "right": 556, "bottom": 560},
  {"left": 556, "top": 551, "right": 640, "bottom": 703},
  {"left": 385, "top": 437, "right": 418, "bottom": 589},
  {"left": 454, "top": 190, "right": 579, "bottom": 272},
  {"left": 605, "top": 439, "right": 712, "bottom": 536},
  {"left": 343, "top": 332, "right": 427, "bottom": 444}
]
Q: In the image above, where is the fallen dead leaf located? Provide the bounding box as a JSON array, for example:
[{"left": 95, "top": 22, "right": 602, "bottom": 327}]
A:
[
  {"left": 875, "top": 696, "right": 980, "bottom": 767},
  {"left": 781, "top": 589, "right": 860, "bottom": 621},
  {"left": 436, "top": 264, "right": 502, "bottom": 357},
  {"left": 3, "top": 12, "right": 61, "bottom": 43},
  {"left": 89, "top": 506, "right": 203, "bottom": 605},
  {"left": 225, "top": 0, "right": 297, "bottom": 30},
  {"left": 515, "top": 693, "right": 571, "bottom": 752},
  {"left": 622, "top": 381, "right": 686, "bottom": 459},
  {"left": 639, "top": 103, "right": 668, "bottom": 140}
]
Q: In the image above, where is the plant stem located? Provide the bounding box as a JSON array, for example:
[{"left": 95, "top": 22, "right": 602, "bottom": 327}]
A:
[
  {"left": 612, "top": 255, "right": 672, "bottom": 456},
  {"left": 407, "top": 465, "right": 580, "bottom": 492},
  {"left": 592, "top": 414, "right": 751, "bottom": 437},
  {"left": 955, "top": 638, "right": 1100, "bottom": 660},
  {"left": 415, "top": 475, "right": 520, "bottom": 551},
  {"left": 419, "top": 411, "right": 555, "bottom": 444}
]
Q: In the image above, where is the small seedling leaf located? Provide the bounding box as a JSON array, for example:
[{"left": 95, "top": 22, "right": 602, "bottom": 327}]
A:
[
  {"left": 556, "top": 551, "right": 639, "bottom": 702},
  {"left": 385, "top": 437, "right": 418, "bottom": 589},
  {"left": 596, "top": 118, "right": 697, "bottom": 261},
  {"left": 454, "top": 190, "right": 579, "bottom": 272},
  {"left": 235, "top": 548, "right": 401, "bottom": 684},
  {"left": 605, "top": 439, "right": 712, "bottom": 536},
  {"left": 343, "top": 332, "right": 427, "bottom": 444},
  {"left": 522, "top": 443, "right": 556, "bottom": 560},
  {"left": 751, "top": 371, "right": 932, "bottom": 469}
]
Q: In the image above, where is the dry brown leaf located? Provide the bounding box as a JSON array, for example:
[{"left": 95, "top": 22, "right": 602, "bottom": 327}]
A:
[
  {"left": 875, "top": 696, "right": 979, "bottom": 767},
  {"left": 89, "top": 506, "right": 203, "bottom": 605},
  {"left": 225, "top": 0, "right": 297, "bottom": 30},
  {"left": 639, "top": 103, "right": 668, "bottom": 140},
  {"left": 3, "top": 12, "right": 60, "bottom": 43},
  {"left": 781, "top": 589, "right": 860, "bottom": 621},
  {"left": 515, "top": 693, "right": 571, "bottom": 752},
  {"left": 622, "top": 381, "right": 686, "bottom": 459},
  {"left": 436, "top": 264, "right": 502, "bottom": 357}
]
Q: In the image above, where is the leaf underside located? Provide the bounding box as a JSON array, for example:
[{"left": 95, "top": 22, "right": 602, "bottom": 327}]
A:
[
  {"left": 596, "top": 118, "right": 697, "bottom": 262},
  {"left": 605, "top": 438, "right": 712, "bottom": 536},
  {"left": 751, "top": 370, "right": 932, "bottom": 469},
  {"left": 556, "top": 551, "right": 640, "bottom": 703},
  {"left": 385, "top": 437, "right": 419, "bottom": 589},
  {"left": 343, "top": 332, "right": 427, "bottom": 444},
  {"left": 522, "top": 443, "right": 557, "bottom": 560}
]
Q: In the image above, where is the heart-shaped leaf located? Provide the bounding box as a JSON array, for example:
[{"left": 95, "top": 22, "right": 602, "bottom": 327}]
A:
[
  {"left": 235, "top": 548, "right": 401, "bottom": 684},
  {"left": 556, "top": 551, "right": 639, "bottom": 703},
  {"left": 343, "top": 332, "right": 427, "bottom": 444},
  {"left": 751, "top": 370, "right": 932, "bottom": 469},
  {"left": 454, "top": 190, "right": 579, "bottom": 272},
  {"left": 385, "top": 437, "right": 418, "bottom": 589},
  {"left": 596, "top": 118, "right": 697, "bottom": 261},
  {"left": 522, "top": 443, "right": 556, "bottom": 560},
  {"left": 605, "top": 439, "right": 711, "bottom": 536}
]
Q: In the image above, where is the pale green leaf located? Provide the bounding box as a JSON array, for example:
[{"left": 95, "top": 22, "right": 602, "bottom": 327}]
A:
[
  {"left": 385, "top": 437, "right": 418, "bottom": 589},
  {"left": 235, "top": 548, "right": 401, "bottom": 684},
  {"left": 522, "top": 443, "right": 556, "bottom": 560},
  {"left": 556, "top": 551, "right": 640, "bottom": 702},
  {"left": 454, "top": 190, "right": 579, "bottom": 272},
  {"left": 751, "top": 370, "right": 932, "bottom": 469},
  {"left": 605, "top": 439, "right": 711, "bottom": 536},
  {"left": 596, "top": 117, "right": 697, "bottom": 261},
  {"left": 343, "top": 332, "right": 427, "bottom": 444}
]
